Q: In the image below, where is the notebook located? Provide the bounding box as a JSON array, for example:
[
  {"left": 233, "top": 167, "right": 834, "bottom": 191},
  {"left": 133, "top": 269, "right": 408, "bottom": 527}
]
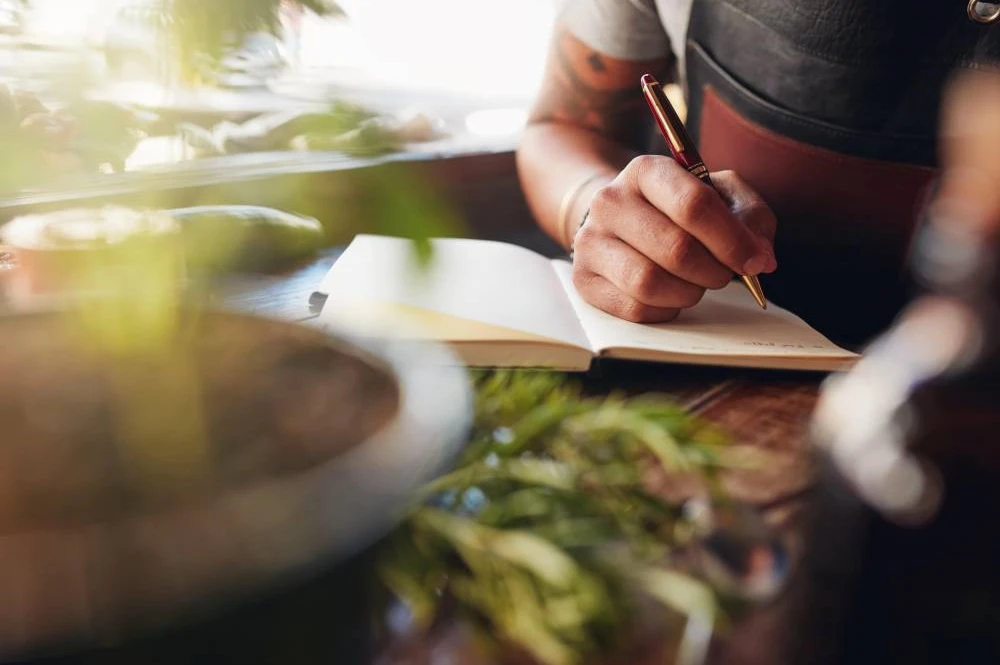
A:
[{"left": 314, "top": 235, "right": 859, "bottom": 372}]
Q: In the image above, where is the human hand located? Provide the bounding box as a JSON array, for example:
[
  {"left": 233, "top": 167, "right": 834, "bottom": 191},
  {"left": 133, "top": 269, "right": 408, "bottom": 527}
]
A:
[{"left": 571, "top": 155, "right": 777, "bottom": 322}]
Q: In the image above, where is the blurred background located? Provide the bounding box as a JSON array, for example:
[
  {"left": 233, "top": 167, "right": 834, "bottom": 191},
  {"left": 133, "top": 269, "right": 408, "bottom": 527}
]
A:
[
  {"left": 1, "top": 0, "right": 557, "bottom": 148},
  {"left": 0, "top": 0, "right": 563, "bottom": 249}
]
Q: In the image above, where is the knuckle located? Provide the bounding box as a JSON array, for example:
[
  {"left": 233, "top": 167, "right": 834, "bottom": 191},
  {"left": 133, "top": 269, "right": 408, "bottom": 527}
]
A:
[
  {"left": 589, "top": 184, "right": 624, "bottom": 217},
  {"left": 618, "top": 298, "right": 655, "bottom": 323},
  {"left": 715, "top": 169, "right": 742, "bottom": 186},
  {"left": 573, "top": 222, "right": 598, "bottom": 250},
  {"left": 664, "top": 232, "right": 696, "bottom": 268},
  {"left": 628, "top": 154, "right": 661, "bottom": 175},
  {"left": 674, "top": 183, "right": 718, "bottom": 223},
  {"left": 619, "top": 299, "right": 678, "bottom": 323},
  {"left": 626, "top": 262, "right": 661, "bottom": 302},
  {"left": 676, "top": 285, "right": 706, "bottom": 309},
  {"left": 572, "top": 264, "right": 594, "bottom": 291}
]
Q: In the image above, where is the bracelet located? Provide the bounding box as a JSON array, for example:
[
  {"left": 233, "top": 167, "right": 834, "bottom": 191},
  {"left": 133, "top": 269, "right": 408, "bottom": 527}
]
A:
[{"left": 558, "top": 171, "right": 606, "bottom": 249}]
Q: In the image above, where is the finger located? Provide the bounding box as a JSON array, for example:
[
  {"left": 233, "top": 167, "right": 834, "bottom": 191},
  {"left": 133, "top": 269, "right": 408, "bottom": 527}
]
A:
[
  {"left": 600, "top": 196, "right": 733, "bottom": 289},
  {"left": 574, "top": 233, "right": 706, "bottom": 309},
  {"left": 626, "top": 155, "right": 774, "bottom": 276},
  {"left": 711, "top": 170, "right": 778, "bottom": 246},
  {"left": 572, "top": 267, "right": 681, "bottom": 323}
]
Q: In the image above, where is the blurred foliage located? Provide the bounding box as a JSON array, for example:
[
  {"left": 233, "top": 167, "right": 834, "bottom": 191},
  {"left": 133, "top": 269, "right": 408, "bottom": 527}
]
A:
[
  {"left": 377, "top": 371, "right": 730, "bottom": 665},
  {"left": 361, "top": 164, "right": 464, "bottom": 266},
  {"left": 168, "top": 205, "right": 326, "bottom": 274},
  {"left": 163, "top": 0, "right": 343, "bottom": 83}
]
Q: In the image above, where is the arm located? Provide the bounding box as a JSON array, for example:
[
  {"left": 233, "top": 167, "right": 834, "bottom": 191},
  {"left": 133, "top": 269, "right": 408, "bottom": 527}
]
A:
[
  {"left": 517, "top": 27, "right": 665, "bottom": 249},
  {"left": 517, "top": 25, "right": 778, "bottom": 323}
]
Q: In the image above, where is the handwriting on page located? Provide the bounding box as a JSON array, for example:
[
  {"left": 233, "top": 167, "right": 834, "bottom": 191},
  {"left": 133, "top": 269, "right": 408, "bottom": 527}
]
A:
[
  {"left": 741, "top": 341, "right": 829, "bottom": 349},
  {"left": 552, "top": 261, "right": 851, "bottom": 358}
]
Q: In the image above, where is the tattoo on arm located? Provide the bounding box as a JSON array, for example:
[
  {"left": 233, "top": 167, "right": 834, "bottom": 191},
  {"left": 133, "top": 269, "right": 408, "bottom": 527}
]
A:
[
  {"left": 529, "top": 29, "right": 673, "bottom": 149},
  {"left": 586, "top": 52, "right": 607, "bottom": 73}
]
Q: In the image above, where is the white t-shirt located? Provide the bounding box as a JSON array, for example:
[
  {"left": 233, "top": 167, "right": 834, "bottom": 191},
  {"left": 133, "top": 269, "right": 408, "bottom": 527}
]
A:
[{"left": 560, "top": 0, "right": 694, "bottom": 74}]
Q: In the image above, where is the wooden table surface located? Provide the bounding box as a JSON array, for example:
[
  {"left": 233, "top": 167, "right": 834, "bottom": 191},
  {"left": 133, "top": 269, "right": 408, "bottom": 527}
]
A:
[{"left": 218, "top": 247, "right": 826, "bottom": 665}]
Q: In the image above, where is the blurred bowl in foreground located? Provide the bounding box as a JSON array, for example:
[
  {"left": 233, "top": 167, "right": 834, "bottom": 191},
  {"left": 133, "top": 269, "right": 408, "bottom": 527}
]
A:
[{"left": 0, "top": 308, "right": 471, "bottom": 663}]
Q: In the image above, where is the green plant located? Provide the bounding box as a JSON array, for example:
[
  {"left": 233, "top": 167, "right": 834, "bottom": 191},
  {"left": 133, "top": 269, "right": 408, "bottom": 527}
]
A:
[
  {"left": 377, "top": 371, "right": 735, "bottom": 665},
  {"left": 163, "top": 0, "right": 342, "bottom": 82}
]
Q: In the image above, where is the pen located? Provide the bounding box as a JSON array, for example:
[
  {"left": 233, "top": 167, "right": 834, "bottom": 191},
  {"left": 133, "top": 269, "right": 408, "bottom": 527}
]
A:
[{"left": 640, "top": 74, "right": 768, "bottom": 310}]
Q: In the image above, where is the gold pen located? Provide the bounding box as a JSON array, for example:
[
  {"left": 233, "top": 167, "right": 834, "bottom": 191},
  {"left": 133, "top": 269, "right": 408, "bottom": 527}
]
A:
[{"left": 640, "top": 74, "right": 768, "bottom": 309}]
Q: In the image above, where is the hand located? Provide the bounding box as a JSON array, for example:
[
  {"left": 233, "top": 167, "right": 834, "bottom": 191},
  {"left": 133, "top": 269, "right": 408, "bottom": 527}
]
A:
[{"left": 571, "top": 155, "right": 778, "bottom": 323}]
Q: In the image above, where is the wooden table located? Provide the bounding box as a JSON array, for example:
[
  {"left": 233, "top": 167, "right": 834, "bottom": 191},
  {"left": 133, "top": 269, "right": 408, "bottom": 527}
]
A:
[{"left": 220, "top": 247, "right": 825, "bottom": 665}]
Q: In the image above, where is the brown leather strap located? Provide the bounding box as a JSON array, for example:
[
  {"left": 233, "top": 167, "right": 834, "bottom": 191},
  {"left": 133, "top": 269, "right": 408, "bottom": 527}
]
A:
[{"left": 698, "top": 86, "right": 939, "bottom": 346}]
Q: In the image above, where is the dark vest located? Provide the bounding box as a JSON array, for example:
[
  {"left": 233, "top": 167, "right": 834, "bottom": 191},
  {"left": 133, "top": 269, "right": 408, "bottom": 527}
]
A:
[{"left": 680, "top": 0, "right": 1000, "bottom": 345}]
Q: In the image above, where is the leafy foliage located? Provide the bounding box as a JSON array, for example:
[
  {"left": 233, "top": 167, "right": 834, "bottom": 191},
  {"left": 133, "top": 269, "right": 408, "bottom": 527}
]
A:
[
  {"left": 377, "top": 371, "right": 730, "bottom": 665},
  {"left": 162, "top": 0, "right": 342, "bottom": 82}
]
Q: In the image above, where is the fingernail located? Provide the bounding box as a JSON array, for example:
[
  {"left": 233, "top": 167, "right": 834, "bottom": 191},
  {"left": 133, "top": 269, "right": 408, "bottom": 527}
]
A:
[
  {"left": 743, "top": 254, "right": 770, "bottom": 276},
  {"left": 762, "top": 248, "right": 777, "bottom": 272},
  {"left": 756, "top": 238, "right": 777, "bottom": 272}
]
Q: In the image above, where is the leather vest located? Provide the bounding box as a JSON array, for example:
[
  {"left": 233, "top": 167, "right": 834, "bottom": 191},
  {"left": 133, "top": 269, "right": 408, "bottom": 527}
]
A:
[{"left": 680, "top": 0, "right": 1000, "bottom": 346}]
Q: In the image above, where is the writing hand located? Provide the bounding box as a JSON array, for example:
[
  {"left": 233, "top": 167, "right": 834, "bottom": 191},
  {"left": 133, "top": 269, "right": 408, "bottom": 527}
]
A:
[{"left": 571, "top": 155, "right": 777, "bottom": 323}]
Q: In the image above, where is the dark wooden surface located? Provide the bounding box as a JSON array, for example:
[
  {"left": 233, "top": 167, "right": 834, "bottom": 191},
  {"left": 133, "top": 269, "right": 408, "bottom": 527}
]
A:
[{"left": 219, "top": 246, "right": 823, "bottom": 665}]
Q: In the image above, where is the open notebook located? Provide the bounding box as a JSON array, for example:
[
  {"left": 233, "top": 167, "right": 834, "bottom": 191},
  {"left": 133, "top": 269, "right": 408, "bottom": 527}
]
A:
[{"left": 315, "top": 235, "right": 859, "bottom": 372}]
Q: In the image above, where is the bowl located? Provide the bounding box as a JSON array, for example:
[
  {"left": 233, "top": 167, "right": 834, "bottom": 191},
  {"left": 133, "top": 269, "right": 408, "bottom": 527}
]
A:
[{"left": 0, "top": 309, "right": 471, "bottom": 663}]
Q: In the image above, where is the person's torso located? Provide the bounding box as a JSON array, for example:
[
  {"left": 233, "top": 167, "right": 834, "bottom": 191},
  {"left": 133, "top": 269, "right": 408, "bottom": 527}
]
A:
[
  {"left": 656, "top": 0, "right": 1000, "bottom": 345},
  {"left": 674, "top": 0, "right": 1000, "bottom": 166}
]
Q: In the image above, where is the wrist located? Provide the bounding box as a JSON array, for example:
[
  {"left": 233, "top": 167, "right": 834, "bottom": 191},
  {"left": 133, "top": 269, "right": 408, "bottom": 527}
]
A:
[
  {"left": 569, "top": 208, "right": 590, "bottom": 259},
  {"left": 558, "top": 171, "right": 614, "bottom": 249}
]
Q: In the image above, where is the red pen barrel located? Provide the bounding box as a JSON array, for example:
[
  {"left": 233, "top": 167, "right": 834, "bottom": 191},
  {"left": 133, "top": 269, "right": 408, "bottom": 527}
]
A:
[{"left": 640, "top": 73, "right": 768, "bottom": 309}]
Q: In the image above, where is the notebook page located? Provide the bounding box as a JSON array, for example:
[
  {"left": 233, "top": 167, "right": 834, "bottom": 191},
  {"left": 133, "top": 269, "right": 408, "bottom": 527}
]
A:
[
  {"left": 319, "top": 236, "right": 591, "bottom": 349},
  {"left": 551, "top": 260, "right": 855, "bottom": 360}
]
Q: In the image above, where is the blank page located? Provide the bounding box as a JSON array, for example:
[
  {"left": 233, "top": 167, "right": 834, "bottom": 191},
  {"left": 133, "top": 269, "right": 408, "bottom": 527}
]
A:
[{"left": 319, "top": 236, "right": 591, "bottom": 350}]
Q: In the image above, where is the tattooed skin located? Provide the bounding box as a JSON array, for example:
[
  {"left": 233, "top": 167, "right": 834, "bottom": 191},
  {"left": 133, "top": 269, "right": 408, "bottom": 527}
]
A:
[{"left": 528, "top": 29, "right": 673, "bottom": 150}]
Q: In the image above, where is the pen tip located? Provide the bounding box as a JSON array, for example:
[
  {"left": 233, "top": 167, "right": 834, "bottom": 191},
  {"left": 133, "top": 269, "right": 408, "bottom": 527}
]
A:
[
  {"left": 640, "top": 73, "right": 658, "bottom": 87},
  {"left": 742, "top": 275, "right": 768, "bottom": 309}
]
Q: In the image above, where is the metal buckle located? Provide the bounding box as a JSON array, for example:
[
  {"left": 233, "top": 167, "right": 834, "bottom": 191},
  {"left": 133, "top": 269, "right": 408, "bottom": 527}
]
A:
[{"left": 969, "top": 0, "right": 1000, "bottom": 24}]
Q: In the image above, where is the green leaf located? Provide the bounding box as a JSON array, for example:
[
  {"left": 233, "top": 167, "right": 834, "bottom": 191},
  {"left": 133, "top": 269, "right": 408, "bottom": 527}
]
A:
[{"left": 377, "top": 371, "right": 734, "bottom": 665}]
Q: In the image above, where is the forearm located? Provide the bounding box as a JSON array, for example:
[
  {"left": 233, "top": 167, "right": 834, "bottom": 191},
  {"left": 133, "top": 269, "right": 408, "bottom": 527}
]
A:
[
  {"left": 514, "top": 26, "right": 671, "bottom": 250},
  {"left": 517, "top": 123, "right": 635, "bottom": 250}
]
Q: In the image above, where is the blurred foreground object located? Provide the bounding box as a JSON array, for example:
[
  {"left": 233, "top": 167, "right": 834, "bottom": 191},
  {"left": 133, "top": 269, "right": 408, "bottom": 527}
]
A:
[
  {"left": 0, "top": 206, "right": 470, "bottom": 663},
  {"left": 168, "top": 205, "right": 326, "bottom": 274},
  {"left": 0, "top": 205, "right": 326, "bottom": 307},
  {"left": 376, "top": 371, "right": 790, "bottom": 665},
  {"left": 795, "top": 71, "right": 1000, "bottom": 665},
  {"left": 0, "top": 206, "right": 182, "bottom": 306}
]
